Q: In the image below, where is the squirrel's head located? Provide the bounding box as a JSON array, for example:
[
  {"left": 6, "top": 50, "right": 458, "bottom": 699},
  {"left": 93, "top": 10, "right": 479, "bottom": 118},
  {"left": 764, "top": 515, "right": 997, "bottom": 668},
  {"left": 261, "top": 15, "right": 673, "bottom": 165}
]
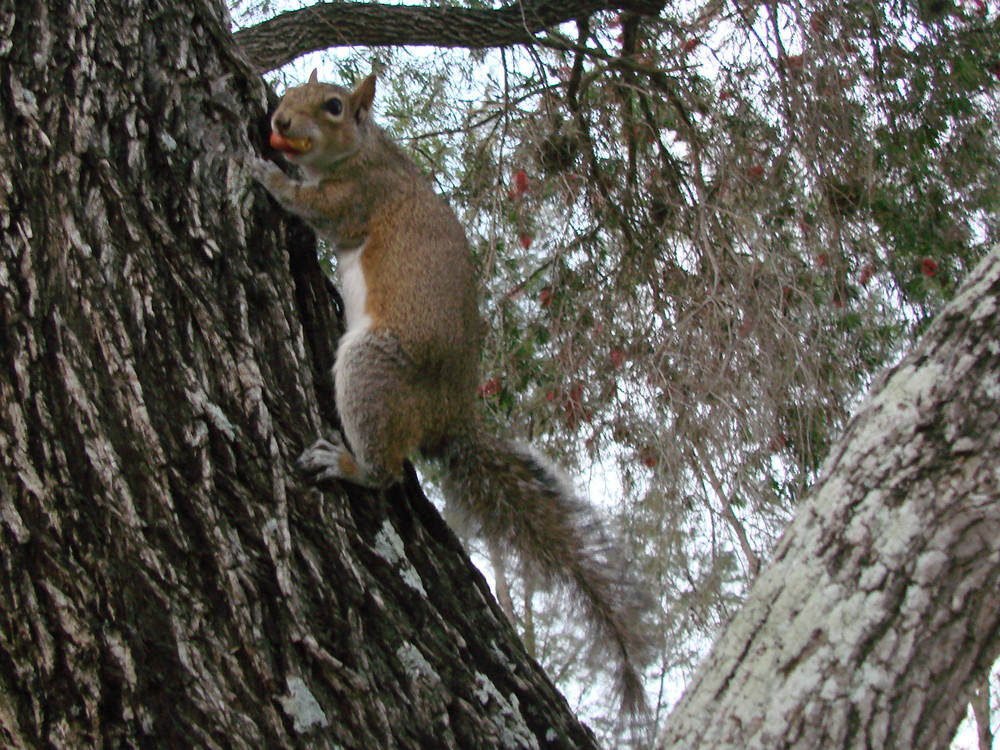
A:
[{"left": 269, "top": 70, "right": 377, "bottom": 172}]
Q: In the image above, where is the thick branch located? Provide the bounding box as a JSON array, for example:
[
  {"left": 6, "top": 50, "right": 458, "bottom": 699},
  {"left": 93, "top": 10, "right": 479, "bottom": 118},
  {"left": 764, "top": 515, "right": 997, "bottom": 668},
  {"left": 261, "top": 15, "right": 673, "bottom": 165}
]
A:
[
  {"left": 234, "top": 0, "right": 666, "bottom": 73},
  {"left": 660, "top": 245, "right": 1000, "bottom": 749}
]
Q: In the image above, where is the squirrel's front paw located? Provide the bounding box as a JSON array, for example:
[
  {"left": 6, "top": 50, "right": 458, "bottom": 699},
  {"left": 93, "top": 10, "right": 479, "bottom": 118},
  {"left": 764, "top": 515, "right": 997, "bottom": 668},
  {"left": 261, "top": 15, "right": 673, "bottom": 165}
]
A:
[
  {"left": 242, "top": 154, "right": 284, "bottom": 186},
  {"left": 297, "top": 436, "right": 349, "bottom": 483}
]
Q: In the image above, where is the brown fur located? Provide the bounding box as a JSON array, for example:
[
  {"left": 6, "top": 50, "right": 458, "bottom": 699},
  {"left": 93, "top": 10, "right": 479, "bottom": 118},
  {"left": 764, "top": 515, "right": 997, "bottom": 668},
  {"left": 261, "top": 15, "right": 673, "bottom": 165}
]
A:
[{"left": 249, "top": 72, "right": 650, "bottom": 715}]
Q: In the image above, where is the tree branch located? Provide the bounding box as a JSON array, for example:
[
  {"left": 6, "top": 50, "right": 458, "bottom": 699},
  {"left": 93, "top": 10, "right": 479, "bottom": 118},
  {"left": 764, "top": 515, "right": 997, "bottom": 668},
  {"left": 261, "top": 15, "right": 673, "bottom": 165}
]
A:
[
  {"left": 660, "top": 245, "right": 1000, "bottom": 748},
  {"left": 970, "top": 673, "right": 994, "bottom": 750},
  {"left": 234, "top": 0, "right": 666, "bottom": 73}
]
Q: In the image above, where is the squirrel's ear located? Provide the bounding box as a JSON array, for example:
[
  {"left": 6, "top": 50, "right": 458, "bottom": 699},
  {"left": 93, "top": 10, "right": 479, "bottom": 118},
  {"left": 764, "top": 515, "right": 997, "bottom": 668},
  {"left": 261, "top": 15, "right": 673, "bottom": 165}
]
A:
[
  {"left": 350, "top": 75, "right": 376, "bottom": 123},
  {"left": 308, "top": 68, "right": 319, "bottom": 84}
]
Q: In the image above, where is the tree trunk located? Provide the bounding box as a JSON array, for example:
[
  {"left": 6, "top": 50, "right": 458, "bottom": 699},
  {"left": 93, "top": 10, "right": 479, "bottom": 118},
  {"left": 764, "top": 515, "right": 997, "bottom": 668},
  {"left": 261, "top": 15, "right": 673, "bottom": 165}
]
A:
[
  {"left": 659, "top": 247, "right": 1000, "bottom": 749},
  {"left": 5, "top": 0, "right": 1000, "bottom": 746},
  {"left": 0, "top": 0, "right": 596, "bottom": 747}
]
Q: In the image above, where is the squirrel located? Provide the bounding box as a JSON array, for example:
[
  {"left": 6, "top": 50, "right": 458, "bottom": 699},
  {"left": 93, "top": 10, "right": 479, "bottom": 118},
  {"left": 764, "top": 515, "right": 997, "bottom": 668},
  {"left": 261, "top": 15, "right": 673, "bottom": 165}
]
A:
[{"left": 246, "top": 70, "right": 650, "bottom": 715}]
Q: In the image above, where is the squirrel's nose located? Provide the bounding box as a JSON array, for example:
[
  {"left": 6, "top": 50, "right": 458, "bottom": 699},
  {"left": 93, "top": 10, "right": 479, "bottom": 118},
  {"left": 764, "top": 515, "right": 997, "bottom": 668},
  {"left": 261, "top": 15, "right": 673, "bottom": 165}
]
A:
[{"left": 273, "top": 115, "right": 291, "bottom": 133}]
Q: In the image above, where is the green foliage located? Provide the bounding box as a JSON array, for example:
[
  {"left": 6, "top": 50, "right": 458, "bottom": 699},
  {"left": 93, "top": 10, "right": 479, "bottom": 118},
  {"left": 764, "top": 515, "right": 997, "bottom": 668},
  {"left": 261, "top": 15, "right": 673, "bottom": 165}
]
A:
[{"left": 237, "top": 0, "right": 999, "bottom": 742}]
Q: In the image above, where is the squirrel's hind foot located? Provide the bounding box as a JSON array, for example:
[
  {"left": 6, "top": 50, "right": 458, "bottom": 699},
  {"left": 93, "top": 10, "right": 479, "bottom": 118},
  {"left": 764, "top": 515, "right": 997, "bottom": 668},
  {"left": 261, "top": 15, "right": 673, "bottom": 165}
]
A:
[
  {"left": 296, "top": 436, "right": 351, "bottom": 482},
  {"left": 296, "top": 436, "right": 398, "bottom": 489}
]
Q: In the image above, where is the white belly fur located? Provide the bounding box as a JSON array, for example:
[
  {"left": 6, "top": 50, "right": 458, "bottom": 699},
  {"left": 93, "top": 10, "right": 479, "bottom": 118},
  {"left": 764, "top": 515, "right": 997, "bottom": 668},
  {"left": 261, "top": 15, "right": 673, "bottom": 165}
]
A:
[
  {"left": 338, "top": 242, "right": 371, "bottom": 334},
  {"left": 334, "top": 243, "right": 372, "bottom": 389}
]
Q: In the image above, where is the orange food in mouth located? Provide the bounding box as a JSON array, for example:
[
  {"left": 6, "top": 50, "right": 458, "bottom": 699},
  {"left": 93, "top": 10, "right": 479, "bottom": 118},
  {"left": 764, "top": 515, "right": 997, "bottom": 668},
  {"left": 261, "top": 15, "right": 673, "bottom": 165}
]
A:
[{"left": 269, "top": 132, "right": 312, "bottom": 155}]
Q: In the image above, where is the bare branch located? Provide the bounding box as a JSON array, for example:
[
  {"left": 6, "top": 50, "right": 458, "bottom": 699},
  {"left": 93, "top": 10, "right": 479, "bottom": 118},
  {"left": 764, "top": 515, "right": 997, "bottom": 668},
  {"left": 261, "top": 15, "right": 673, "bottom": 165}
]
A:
[
  {"left": 234, "top": 0, "right": 666, "bottom": 72},
  {"left": 970, "top": 674, "right": 994, "bottom": 750}
]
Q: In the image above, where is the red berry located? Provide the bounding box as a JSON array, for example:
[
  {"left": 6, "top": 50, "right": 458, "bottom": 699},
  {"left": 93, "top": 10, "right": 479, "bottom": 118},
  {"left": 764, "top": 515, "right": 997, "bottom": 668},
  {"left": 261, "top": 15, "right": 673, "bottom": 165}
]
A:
[
  {"left": 562, "top": 383, "right": 588, "bottom": 428},
  {"left": 810, "top": 12, "right": 828, "bottom": 34},
  {"left": 780, "top": 286, "right": 793, "bottom": 313},
  {"left": 859, "top": 263, "right": 876, "bottom": 286},
  {"left": 477, "top": 377, "right": 502, "bottom": 398},
  {"left": 539, "top": 286, "right": 553, "bottom": 307},
  {"left": 783, "top": 54, "right": 804, "bottom": 72},
  {"left": 921, "top": 258, "right": 939, "bottom": 277},
  {"left": 513, "top": 169, "right": 529, "bottom": 197}
]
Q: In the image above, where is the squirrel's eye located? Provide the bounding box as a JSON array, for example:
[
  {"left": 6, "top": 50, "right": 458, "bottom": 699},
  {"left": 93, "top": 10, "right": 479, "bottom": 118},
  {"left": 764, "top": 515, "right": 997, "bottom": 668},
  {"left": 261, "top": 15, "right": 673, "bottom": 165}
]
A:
[{"left": 323, "top": 97, "right": 344, "bottom": 117}]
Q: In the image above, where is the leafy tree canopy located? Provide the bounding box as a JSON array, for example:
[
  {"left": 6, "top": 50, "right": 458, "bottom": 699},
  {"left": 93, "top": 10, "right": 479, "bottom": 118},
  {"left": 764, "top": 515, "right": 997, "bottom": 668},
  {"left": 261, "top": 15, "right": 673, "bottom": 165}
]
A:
[{"left": 232, "top": 0, "right": 1000, "bottom": 743}]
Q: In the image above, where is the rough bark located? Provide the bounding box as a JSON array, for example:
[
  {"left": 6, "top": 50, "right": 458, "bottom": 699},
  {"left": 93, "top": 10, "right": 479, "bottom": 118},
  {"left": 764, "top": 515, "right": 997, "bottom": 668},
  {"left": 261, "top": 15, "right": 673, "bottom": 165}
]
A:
[
  {"left": 970, "top": 675, "right": 994, "bottom": 750},
  {"left": 233, "top": 0, "right": 666, "bottom": 73},
  {"left": 659, "top": 246, "right": 1000, "bottom": 749},
  {"left": 0, "top": 0, "right": 598, "bottom": 747}
]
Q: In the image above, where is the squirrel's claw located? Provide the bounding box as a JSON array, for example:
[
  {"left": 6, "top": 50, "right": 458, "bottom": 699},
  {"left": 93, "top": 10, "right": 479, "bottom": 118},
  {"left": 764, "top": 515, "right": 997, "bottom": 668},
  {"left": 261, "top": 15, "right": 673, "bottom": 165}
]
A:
[
  {"left": 241, "top": 154, "right": 283, "bottom": 185},
  {"left": 296, "top": 436, "right": 347, "bottom": 482}
]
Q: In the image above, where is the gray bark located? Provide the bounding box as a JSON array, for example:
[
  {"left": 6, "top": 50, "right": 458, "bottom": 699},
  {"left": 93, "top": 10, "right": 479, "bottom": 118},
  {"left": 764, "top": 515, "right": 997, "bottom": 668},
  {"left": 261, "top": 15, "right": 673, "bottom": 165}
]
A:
[
  {"left": 0, "top": 0, "right": 597, "bottom": 747},
  {"left": 971, "top": 675, "right": 994, "bottom": 750},
  {"left": 5, "top": 0, "right": 1000, "bottom": 745},
  {"left": 233, "top": 0, "right": 666, "bottom": 73},
  {"left": 659, "top": 246, "right": 1000, "bottom": 749}
]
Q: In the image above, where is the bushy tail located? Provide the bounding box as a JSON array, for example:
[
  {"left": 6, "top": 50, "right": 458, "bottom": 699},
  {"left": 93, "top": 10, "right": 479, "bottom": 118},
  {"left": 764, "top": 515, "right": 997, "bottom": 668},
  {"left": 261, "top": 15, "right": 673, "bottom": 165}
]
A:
[{"left": 441, "top": 428, "right": 651, "bottom": 716}]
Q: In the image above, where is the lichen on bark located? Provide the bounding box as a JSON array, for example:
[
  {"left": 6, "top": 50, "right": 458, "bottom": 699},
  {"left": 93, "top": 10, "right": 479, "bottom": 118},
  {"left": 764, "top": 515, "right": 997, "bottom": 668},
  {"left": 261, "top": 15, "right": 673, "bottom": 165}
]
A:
[{"left": 660, "top": 246, "right": 1000, "bottom": 749}]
